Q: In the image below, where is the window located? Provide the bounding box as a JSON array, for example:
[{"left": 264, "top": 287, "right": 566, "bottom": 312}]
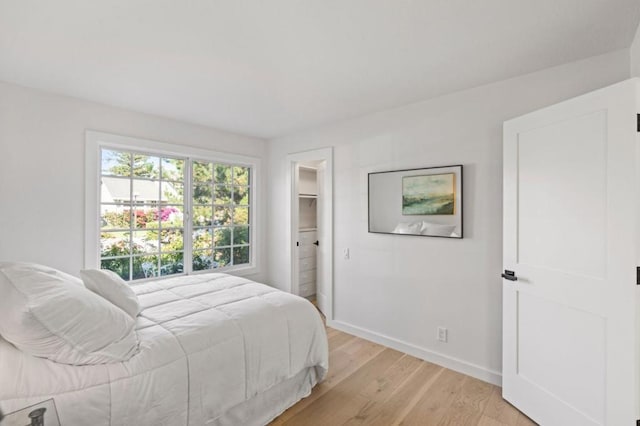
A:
[
  {"left": 86, "top": 131, "right": 258, "bottom": 281},
  {"left": 99, "top": 150, "right": 187, "bottom": 280},
  {"left": 191, "top": 161, "right": 251, "bottom": 272}
]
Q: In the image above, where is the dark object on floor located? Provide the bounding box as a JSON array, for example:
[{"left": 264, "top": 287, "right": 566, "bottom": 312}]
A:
[{"left": 28, "top": 407, "right": 46, "bottom": 426}]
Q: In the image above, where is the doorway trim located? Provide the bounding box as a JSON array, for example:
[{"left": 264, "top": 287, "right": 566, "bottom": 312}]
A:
[{"left": 286, "top": 147, "right": 333, "bottom": 320}]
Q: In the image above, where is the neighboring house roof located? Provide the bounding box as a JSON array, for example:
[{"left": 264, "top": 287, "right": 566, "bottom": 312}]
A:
[{"left": 101, "top": 177, "right": 176, "bottom": 203}]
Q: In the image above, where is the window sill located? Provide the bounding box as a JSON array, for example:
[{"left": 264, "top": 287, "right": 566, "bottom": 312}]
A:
[
  {"left": 125, "top": 264, "right": 260, "bottom": 286},
  {"left": 190, "top": 264, "right": 259, "bottom": 278}
]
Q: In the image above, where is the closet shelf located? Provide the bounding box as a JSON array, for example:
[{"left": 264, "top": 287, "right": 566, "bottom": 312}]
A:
[{"left": 299, "top": 193, "right": 317, "bottom": 207}]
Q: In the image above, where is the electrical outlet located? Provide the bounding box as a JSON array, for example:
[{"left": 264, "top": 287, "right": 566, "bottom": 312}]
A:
[
  {"left": 437, "top": 327, "right": 448, "bottom": 343},
  {"left": 343, "top": 248, "right": 350, "bottom": 260}
]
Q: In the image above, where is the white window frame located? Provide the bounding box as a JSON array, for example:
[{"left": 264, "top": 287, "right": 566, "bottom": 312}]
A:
[{"left": 85, "top": 130, "right": 261, "bottom": 280}]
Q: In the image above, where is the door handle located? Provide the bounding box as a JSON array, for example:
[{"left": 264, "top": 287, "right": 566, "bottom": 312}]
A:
[
  {"left": 501, "top": 270, "right": 518, "bottom": 281},
  {"left": 313, "top": 240, "right": 319, "bottom": 246}
]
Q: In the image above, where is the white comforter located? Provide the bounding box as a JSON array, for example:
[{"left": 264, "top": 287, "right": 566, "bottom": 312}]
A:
[{"left": 0, "top": 273, "right": 328, "bottom": 425}]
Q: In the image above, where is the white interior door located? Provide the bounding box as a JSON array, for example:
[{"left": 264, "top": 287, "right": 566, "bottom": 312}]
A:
[
  {"left": 291, "top": 163, "right": 301, "bottom": 296},
  {"left": 503, "top": 79, "right": 638, "bottom": 426},
  {"left": 316, "top": 162, "right": 327, "bottom": 315}
]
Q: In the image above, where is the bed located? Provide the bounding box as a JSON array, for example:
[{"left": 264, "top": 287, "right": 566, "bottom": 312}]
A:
[{"left": 0, "top": 271, "right": 328, "bottom": 426}]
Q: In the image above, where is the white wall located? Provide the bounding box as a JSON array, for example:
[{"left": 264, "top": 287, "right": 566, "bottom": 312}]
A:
[
  {"left": 266, "top": 49, "right": 630, "bottom": 383},
  {"left": 0, "top": 81, "right": 268, "bottom": 281}
]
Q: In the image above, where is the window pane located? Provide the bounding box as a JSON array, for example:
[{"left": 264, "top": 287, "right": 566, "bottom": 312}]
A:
[
  {"left": 162, "top": 181, "right": 183, "bottom": 204},
  {"left": 133, "top": 206, "right": 159, "bottom": 229},
  {"left": 233, "top": 246, "right": 250, "bottom": 265},
  {"left": 193, "top": 184, "right": 212, "bottom": 205},
  {"left": 101, "top": 177, "right": 131, "bottom": 204},
  {"left": 101, "top": 149, "right": 131, "bottom": 177},
  {"left": 101, "top": 257, "right": 130, "bottom": 280},
  {"left": 213, "top": 248, "right": 231, "bottom": 268},
  {"left": 214, "top": 206, "right": 232, "bottom": 226},
  {"left": 101, "top": 205, "right": 131, "bottom": 230},
  {"left": 132, "top": 155, "right": 160, "bottom": 179},
  {"left": 193, "top": 227, "right": 213, "bottom": 250},
  {"left": 160, "top": 229, "right": 183, "bottom": 252},
  {"left": 233, "top": 207, "right": 249, "bottom": 225},
  {"left": 161, "top": 252, "right": 183, "bottom": 276},
  {"left": 233, "top": 166, "right": 250, "bottom": 186},
  {"left": 233, "top": 226, "right": 250, "bottom": 245},
  {"left": 233, "top": 186, "right": 249, "bottom": 205},
  {"left": 159, "top": 206, "right": 184, "bottom": 228},
  {"left": 193, "top": 250, "right": 213, "bottom": 271},
  {"left": 132, "top": 179, "right": 160, "bottom": 204},
  {"left": 101, "top": 232, "right": 130, "bottom": 256},
  {"left": 162, "top": 158, "right": 184, "bottom": 181},
  {"left": 132, "top": 255, "right": 159, "bottom": 279},
  {"left": 132, "top": 230, "right": 159, "bottom": 254},
  {"left": 193, "top": 206, "right": 213, "bottom": 227},
  {"left": 214, "top": 227, "right": 231, "bottom": 246},
  {"left": 214, "top": 164, "right": 232, "bottom": 184},
  {"left": 193, "top": 161, "right": 213, "bottom": 182},
  {"left": 214, "top": 185, "right": 232, "bottom": 204}
]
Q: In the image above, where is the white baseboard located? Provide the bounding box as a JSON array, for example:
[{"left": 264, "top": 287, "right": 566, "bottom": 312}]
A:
[{"left": 327, "top": 319, "right": 502, "bottom": 387}]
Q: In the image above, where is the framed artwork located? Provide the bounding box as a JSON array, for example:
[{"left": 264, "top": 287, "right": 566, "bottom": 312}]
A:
[
  {"left": 368, "top": 165, "right": 463, "bottom": 238},
  {"left": 402, "top": 173, "right": 455, "bottom": 215}
]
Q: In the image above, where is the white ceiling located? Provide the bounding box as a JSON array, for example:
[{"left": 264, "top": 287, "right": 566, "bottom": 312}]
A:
[{"left": 1, "top": 1, "right": 639, "bottom": 138}]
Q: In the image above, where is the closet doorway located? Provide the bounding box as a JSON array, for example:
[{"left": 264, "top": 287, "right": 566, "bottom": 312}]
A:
[{"left": 287, "top": 148, "right": 333, "bottom": 319}]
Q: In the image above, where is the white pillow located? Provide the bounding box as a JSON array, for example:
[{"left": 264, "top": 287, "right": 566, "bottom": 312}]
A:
[
  {"left": 0, "top": 262, "right": 139, "bottom": 365},
  {"left": 421, "top": 222, "right": 457, "bottom": 237},
  {"left": 392, "top": 221, "right": 423, "bottom": 234},
  {"left": 81, "top": 269, "right": 140, "bottom": 318}
]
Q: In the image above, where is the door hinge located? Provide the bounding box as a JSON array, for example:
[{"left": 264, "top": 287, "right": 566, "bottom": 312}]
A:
[
  {"left": 637, "top": 267, "right": 640, "bottom": 285},
  {"left": 637, "top": 114, "right": 640, "bottom": 132}
]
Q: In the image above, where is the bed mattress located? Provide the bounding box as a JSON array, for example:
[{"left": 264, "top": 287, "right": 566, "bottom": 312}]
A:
[{"left": 0, "top": 273, "right": 328, "bottom": 425}]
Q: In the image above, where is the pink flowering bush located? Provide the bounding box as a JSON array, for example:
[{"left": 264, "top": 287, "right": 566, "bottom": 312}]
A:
[{"left": 101, "top": 206, "right": 184, "bottom": 280}]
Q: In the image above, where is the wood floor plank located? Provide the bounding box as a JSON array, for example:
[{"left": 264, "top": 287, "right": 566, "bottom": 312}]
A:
[
  {"left": 341, "top": 360, "right": 443, "bottom": 425},
  {"left": 340, "top": 335, "right": 383, "bottom": 355},
  {"left": 358, "top": 354, "right": 425, "bottom": 403},
  {"left": 285, "top": 393, "right": 373, "bottom": 426},
  {"left": 323, "top": 340, "right": 387, "bottom": 388},
  {"left": 328, "top": 330, "right": 356, "bottom": 352},
  {"left": 396, "top": 367, "right": 466, "bottom": 425},
  {"left": 477, "top": 415, "right": 510, "bottom": 426},
  {"left": 516, "top": 413, "right": 538, "bottom": 425},
  {"left": 360, "top": 362, "right": 444, "bottom": 426},
  {"left": 325, "top": 327, "right": 340, "bottom": 338},
  {"left": 482, "top": 387, "right": 521, "bottom": 424},
  {"left": 282, "top": 348, "right": 405, "bottom": 425},
  {"left": 436, "top": 376, "right": 494, "bottom": 425}
]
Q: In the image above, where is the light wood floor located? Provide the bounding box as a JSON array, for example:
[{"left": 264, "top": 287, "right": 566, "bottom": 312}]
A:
[{"left": 270, "top": 326, "right": 536, "bottom": 426}]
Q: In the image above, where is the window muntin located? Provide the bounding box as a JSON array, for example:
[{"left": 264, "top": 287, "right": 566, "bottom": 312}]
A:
[{"left": 98, "top": 148, "right": 252, "bottom": 281}]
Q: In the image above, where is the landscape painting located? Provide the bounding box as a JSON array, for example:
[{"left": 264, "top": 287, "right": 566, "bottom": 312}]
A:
[{"left": 402, "top": 173, "right": 455, "bottom": 215}]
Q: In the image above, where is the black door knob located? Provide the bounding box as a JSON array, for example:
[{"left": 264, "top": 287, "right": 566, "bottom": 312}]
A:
[{"left": 313, "top": 240, "right": 319, "bottom": 246}]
